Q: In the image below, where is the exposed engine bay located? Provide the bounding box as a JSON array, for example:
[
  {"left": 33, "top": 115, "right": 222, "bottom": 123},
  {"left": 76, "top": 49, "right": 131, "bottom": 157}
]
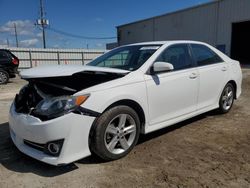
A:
[{"left": 14, "top": 71, "right": 127, "bottom": 120}]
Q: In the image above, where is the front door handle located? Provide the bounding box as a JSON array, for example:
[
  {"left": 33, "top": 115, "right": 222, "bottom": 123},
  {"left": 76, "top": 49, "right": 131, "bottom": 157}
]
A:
[
  {"left": 221, "top": 66, "right": 228, "bottom": 71},
  {"left": 189, "top": 72, "right": 198, "bottom": 79}
]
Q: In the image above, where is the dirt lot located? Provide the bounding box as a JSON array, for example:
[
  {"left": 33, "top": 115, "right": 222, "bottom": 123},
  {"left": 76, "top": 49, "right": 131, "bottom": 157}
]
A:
[{"left": 0, "top": 70, "right": 250, "bottom": 188}]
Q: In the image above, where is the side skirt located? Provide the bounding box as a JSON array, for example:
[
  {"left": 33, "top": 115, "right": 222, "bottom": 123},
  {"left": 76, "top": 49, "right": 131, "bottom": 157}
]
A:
[{"left": 144, "top": 104, "right": 219, "bottom": 134}]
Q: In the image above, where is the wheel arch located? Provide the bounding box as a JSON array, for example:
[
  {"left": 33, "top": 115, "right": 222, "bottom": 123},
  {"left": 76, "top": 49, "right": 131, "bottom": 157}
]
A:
[
  {"left": 227, "top": 80, "right": 237, "bottom": 99},
  {"left": 0, "top": 69, "right": 9, "bottom": 84},
  {"left": 88, "top": 99, "right": 146, "bottom": 155},
  {"left": 103, "top": 99, "right": 146, "bottom": 133},
  {"left": 89, "top": 99, "right": 146, "bottom": 141}
]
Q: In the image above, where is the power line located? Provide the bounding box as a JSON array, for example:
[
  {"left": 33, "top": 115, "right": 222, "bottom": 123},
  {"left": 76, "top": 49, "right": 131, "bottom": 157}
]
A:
[{"left": 48, "top": 27, "right": 116, "bottom": 40}]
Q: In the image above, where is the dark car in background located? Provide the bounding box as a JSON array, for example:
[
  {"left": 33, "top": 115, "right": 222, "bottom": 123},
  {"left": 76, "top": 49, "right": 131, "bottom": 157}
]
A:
[{"left": 0, "top": 49, "right": 19, "bottom": 84}]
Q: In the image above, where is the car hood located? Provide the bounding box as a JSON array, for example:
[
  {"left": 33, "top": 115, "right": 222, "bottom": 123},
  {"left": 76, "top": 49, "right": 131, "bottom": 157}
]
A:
[{"left": 20, "top": 65, "right": 130, "bottom": 79}]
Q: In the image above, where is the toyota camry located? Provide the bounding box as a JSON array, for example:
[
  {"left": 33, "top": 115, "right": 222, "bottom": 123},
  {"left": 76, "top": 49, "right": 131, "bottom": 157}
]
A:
[{"left": 9, "top": 41, "right": 242, "bottom": 165}]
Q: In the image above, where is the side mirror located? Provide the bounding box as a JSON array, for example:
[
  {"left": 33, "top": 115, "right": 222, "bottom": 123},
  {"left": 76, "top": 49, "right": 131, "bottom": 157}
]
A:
[{"left": 151, "top": 62, "right": 174, "bottom": 74}]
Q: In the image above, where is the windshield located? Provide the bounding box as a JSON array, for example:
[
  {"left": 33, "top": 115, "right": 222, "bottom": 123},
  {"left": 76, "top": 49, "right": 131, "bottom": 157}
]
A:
[{"left": 88, "top": 45, "right": 161, "bottom": 71}]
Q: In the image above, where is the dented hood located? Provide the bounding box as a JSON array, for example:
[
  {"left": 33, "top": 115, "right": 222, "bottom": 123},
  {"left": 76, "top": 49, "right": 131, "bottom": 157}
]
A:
[{"left": 20, "top": 65, "right": 130, "bottom": 79}]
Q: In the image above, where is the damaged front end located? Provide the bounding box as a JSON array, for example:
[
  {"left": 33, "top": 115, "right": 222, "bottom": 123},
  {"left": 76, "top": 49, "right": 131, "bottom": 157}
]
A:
[{"left": 15, "top": 71, "right": 127, "bottom": 121}]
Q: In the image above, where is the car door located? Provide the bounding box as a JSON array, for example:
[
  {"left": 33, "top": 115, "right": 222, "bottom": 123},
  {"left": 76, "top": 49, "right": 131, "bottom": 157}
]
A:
[
  {"left": 190, "top": 44, "right": 229, "bottom": 110},
  {"left": 144, "top": 44, "right": 199, "bottom": 126}
]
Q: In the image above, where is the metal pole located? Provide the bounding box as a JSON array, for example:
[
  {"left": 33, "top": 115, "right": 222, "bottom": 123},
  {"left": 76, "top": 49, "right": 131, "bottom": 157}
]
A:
[
  {"left": 82, "top": 52, "right": 85, "bottom": 65},
  {"left": 42, "top": 26, "right": 46, "bottom": 48},
  {"left": 57, "top": 51, "right": 60, "bottom": 65},
  {"left": 40, "top": 0, "right": 46, "bottom": 48},
  {"left": 14, "top": 23, "right": 18, "bottom": 47},
  {"left": 29, "top": 50, "right": 33, "bottom": 68},
  {"left": 6, "top": 38, "right": 9, "bottom": 47}
]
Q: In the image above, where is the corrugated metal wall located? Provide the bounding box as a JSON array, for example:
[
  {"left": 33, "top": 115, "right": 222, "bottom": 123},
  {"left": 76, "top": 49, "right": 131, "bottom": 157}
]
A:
[
  {"left": 154, "top": 3, "right": 218, "bottom": 45},
  {"left": 117, "top": 0, "right": 250, "bottom": 56},
  {"left": 217, "top": 0, "right": 250, "bottom": 54},
  {"left": 7, "top": 48, "right": 106, "bottom": 69},
  {"left": 118, "top": 19, "right": 155, "bottom": 45}
]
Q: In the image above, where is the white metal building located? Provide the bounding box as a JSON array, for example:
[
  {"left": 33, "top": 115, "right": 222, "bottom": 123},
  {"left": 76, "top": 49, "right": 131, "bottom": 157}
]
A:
[{"left": 116, "top": 0, "right": 250, "bottom": 64}]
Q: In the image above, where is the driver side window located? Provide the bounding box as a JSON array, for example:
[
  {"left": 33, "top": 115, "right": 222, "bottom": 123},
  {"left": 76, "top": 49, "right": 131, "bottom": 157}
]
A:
[{"left": 156, "top": 44, "right": 193, "bottom": 71}]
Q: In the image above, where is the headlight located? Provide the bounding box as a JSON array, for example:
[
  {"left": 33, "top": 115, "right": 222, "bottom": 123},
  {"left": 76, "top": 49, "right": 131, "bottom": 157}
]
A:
[{"left": 33, "top": 95, "right": 89, "bottom": 118}]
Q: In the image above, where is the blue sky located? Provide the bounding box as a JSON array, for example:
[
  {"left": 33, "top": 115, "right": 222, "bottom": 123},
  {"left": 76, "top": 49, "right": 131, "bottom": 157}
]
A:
[{"left": 0, "top": 0, "right": 211, "bottom": 49}]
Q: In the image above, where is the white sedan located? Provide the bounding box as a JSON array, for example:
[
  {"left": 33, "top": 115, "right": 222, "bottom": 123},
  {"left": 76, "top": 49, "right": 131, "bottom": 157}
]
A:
[{"left": 9, "top": 41, "right": 242, "bottom": 165}]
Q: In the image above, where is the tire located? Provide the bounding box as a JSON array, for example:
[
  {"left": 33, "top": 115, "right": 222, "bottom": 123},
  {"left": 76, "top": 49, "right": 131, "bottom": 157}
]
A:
[
  {"left": 218, "top": 83, "right": 235, "bottom": 114},
  {"left": 90, "top": 105, "right": 140, "bottom": 161},
  {"left": 0, "top": 70, "right": 9, "bottom": 84}
]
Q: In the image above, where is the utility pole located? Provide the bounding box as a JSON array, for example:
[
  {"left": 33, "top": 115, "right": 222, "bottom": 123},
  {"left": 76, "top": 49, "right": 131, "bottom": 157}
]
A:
[
  {"left": 14, "top": 23, "right": 18, "bottom": 47},
  {"left": 40, "top": 0, "right": 46, "bottom": 48},
  {"left": 37, "top": 0, "right": 49, "bottom": 48}
]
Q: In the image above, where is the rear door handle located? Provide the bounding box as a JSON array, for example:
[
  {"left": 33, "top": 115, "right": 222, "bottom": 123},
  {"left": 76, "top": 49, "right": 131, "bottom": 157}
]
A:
[
  {"left": 221, "top": 66, "right": 227, "bottom": 71},
  {"left": 189, "top": 72, "right": 198, "bottom": 79}
]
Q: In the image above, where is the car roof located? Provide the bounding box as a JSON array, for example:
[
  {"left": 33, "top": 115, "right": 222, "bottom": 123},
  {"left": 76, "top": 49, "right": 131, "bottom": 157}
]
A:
[
  {"left": 0, "top": 49, "right": 11, "bottom": 52},
  {"left": 126, "top": 40, "right": 207, "bottom": 46}
]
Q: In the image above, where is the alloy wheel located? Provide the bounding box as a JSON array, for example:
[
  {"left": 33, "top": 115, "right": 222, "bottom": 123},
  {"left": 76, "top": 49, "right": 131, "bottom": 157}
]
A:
[
  {"left": 104, "top": 114, "right": 137, "bottom": 155},
  {"left": 0, "top": 71, "right": 8, "bottom": 84},
  {"left": 221, "top": 86, "right": 234, "bottom": 111}
]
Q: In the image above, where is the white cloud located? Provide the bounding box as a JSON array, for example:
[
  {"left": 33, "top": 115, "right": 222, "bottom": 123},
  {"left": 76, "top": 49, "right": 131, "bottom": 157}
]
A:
[
  {"left": 20, "top": 38, "right": 39, "bottom": 47},
  {"left": 0, "top": 20, "right": 35, "bottom": 36},
  {"left": 52, "top": 44, "right": 60, "bottom": 48},
  {"left": 0, "top": 39, "right": 7, "bottom": 44},
  {"left": 0, "top": 20, "right": 45, "bottom": 48},
  {"left": 36, "top": 32, "right": 43, "bottom": 38},
  {"left": 94, "top": 17, "right": 104, "bottom": 22},
  {"left": 0, "top": 19, "right": 99, "bottom": 49},
  {"left": 0, "top": 39, "right": 8, "bottom": 48},
  {"left": 96, "top": 43, "right": 104, "bottom": 47}
]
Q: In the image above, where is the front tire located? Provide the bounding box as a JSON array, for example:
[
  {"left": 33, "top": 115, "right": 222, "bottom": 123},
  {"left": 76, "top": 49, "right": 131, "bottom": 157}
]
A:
[
  {"left": 218, "top": 83, "right": 235, "bottom": 114},
  {"left": 0, "top": 70, "right": 9, "bottom": 84},
  {"left": 90, "top": 105, "right": 140, "bottom": 161}
]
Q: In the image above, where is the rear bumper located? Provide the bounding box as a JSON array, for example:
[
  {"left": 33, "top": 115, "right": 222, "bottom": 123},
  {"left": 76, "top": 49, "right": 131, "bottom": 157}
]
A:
[
  {"left": 9, "top": 67, "right": 18, "bottom": 75},
  {"left": 9, "top": 103, "right": 96, "bottom": 166},
  {"left": 9, "top": 74, "right": 16, "bottom": 78}
]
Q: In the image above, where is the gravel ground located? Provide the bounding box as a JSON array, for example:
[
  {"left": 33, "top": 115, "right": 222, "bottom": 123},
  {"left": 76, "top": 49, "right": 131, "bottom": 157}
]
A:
[{"left": 0, "top": 70, "right": 249, "bottom": 188}]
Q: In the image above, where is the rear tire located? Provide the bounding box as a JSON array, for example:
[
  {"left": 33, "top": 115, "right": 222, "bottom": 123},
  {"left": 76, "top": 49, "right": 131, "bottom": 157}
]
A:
[
  {"left": 0, "top": 70, "right": 9, "bottom": 84},
  {"left": 90, "top": 105, "right": 140, "bottom": 161},
  {"left": 218, "top": 83, "right": 235, "bottom": 114}
]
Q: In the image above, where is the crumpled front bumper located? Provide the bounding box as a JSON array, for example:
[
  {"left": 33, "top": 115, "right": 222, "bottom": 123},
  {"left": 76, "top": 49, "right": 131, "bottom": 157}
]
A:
[{"left": 9, "top": 103, "right": 96, "bottom": 166}]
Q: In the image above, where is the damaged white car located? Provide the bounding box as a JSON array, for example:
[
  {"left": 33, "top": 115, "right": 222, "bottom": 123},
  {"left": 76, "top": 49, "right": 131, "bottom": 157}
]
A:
[{"left": 9, "top": 41, "right": 242, "bottom": 165}]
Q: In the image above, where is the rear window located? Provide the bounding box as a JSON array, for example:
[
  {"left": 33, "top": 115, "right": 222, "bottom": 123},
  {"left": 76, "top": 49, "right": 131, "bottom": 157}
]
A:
[
  {"left": 0, "top": 51, "right": 10, "bottom": 59},
  {"left": 191, "top": 44, "right": 223, "bottom": 66},
  {"left": 156, "top": 44, "right": 193, "bottom": 71}
]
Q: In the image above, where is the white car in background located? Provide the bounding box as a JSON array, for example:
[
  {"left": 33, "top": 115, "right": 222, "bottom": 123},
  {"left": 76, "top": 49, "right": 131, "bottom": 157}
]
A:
[{"left": 9, "top": 41, "right": 242, "bottom": 165}]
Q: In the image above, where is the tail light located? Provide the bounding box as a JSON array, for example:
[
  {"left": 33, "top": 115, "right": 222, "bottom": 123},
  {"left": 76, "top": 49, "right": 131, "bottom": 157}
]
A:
[{"left": 12, "top": 58, "right": 19, "bottom": 65}]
